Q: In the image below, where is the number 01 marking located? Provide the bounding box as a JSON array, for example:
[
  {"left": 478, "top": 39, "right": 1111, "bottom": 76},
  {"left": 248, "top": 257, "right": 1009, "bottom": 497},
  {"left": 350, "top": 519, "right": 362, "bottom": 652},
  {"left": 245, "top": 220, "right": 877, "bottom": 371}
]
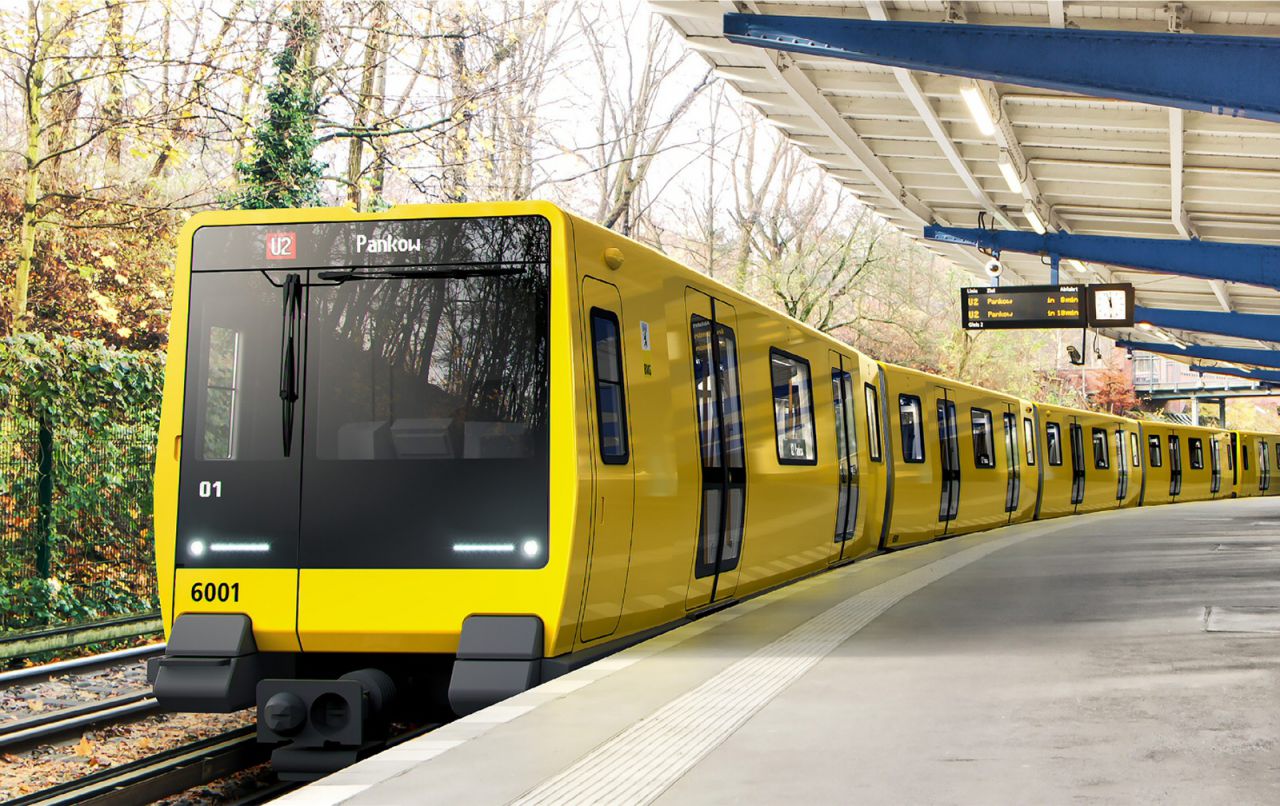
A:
[{"left": 198, "top": 480, "right": 223, "bottom": 498}]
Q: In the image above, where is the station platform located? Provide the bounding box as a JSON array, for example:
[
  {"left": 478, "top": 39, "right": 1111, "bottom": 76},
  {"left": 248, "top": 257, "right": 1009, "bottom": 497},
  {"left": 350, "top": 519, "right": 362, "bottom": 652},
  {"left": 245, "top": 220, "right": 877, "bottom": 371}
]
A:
[{"left": 282, "top": 497, "right": 1280, "bottom": 805}]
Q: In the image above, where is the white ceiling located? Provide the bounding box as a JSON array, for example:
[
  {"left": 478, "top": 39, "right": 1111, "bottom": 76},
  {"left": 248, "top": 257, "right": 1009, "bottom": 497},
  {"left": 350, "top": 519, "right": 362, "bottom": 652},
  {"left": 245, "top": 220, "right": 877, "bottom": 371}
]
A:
[{"left": 656, "top": 1, "right": 1280, "bottom": 367}]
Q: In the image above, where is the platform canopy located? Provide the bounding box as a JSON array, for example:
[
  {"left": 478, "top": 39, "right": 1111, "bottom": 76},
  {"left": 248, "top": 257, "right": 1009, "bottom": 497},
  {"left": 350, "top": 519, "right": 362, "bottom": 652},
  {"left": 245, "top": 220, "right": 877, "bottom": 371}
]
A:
[{"left": 658, "top": 1, "right": 1280, "bottom": 371}]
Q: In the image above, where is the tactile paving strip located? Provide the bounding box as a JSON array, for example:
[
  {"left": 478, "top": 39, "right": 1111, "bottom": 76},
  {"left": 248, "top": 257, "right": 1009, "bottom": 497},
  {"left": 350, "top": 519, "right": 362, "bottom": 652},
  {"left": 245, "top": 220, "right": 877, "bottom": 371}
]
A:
[{"left": 511, "top": 527, "right": 1041, "bottom": 805}]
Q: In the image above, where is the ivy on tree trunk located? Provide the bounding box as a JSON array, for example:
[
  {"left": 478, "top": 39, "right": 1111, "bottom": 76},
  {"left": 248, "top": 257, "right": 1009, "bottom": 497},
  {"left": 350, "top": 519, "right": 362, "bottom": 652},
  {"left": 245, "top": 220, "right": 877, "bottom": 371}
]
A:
[{"left": 228, "top": 1, "right": 324, "bottom": 210}]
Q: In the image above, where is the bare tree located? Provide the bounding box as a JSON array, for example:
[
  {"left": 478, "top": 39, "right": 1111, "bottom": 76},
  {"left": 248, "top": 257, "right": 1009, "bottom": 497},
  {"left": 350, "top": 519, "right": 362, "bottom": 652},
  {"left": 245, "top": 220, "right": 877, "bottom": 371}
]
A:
[{"left": 573, "top": 2, "right": 710, "bottom": 237}]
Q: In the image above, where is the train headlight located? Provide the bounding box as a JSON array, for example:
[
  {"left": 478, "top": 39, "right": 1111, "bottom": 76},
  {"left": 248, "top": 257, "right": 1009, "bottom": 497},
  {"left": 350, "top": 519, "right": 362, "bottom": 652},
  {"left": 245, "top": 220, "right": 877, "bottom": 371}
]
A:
[
  {"left": 189, "top": 539, "right": 206, "bottom": 557},
  {"left": 521, "top": 539, "right": 540, "bottom": 558}
]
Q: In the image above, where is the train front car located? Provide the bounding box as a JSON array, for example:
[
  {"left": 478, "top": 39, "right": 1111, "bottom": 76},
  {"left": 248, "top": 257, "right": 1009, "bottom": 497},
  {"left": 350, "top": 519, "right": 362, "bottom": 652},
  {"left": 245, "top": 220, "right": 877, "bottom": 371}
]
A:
[{"left": 149, "top": 203, "right": 574, "bottom": 777}]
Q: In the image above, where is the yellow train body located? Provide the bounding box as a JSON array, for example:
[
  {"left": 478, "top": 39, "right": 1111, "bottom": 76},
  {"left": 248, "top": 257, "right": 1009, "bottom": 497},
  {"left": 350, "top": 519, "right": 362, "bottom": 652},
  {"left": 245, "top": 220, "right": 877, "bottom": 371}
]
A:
[{"left": 152, "top": 201, "right": 1280, "bottom": 738}]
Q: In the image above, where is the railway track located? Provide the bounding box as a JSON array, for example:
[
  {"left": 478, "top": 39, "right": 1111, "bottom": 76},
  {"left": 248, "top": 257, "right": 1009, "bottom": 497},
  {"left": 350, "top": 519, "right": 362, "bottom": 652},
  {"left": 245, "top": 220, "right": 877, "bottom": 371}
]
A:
[
  {"left": 0, "top": 693, "right": 161, "bottom": 754},
  {"left": 0, "top": 643, "right": 166, "bottom": 753},
  {"left": 0, "top": 614, "right": 162, "bottom": 663},
  {"left": 6, "top": 722, "right": 443, "bottom": 806},
  {"left": 0, "top": 643, "right": 164, "bottom": 690},
  {"left": 4, "top": 726, "right": 264, "bottom": 806}
]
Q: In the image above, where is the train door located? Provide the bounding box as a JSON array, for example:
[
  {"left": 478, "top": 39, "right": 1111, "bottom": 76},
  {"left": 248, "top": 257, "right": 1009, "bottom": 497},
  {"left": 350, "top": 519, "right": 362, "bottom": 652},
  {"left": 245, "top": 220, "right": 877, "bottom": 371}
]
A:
[
  {"left": 1001, "top": 410, "right": 1020, "bottom": 522},
  {"left": 685, "top": 289, "right": 746, "bottom": 609},
  {"left": 1115, "top": 428, "right": 1129, "bottom": 503},
  {"left": 176, "top": 269, "right": 306, "bottom": 647},
  {"left": 578, "top": 278, "right": 636, "bottom": 642},
  {"left": 1262, "top": 440, "right": 1272, "bottom": 493},
  {"left": 937, "top": 395, "right": 960, "bottom": 534},
  {"left": 1169, "top": 435, "right": 1183, "bottom": 498},
  {"left": 1210, "top": 435, "right": 1223, "bottom": 497},
  {"left": 829, "top": 352, "right": 860, "bottom": 562},
  {"left": 1069, "top": 421, "right": 1086, "bottom": 510}
]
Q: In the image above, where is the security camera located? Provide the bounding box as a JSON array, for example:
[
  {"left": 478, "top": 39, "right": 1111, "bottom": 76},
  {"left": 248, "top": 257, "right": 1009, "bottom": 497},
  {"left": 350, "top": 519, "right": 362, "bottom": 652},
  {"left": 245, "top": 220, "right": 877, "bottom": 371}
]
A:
[{"left": 984, "top": 257, "right": 1003, "bottom": 278}]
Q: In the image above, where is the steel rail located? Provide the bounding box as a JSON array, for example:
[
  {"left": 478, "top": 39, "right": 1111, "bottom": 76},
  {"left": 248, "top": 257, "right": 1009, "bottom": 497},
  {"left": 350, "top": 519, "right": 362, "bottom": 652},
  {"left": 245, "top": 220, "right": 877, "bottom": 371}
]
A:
[
  {"left": 0, "top": 695, "right": 161, "bottom": 753},
  {"left": 0, "top": 643, "right": 165, "bottom": 690},
  {"left": 4, "top": 727, "right": 263, "bottom": 806}
]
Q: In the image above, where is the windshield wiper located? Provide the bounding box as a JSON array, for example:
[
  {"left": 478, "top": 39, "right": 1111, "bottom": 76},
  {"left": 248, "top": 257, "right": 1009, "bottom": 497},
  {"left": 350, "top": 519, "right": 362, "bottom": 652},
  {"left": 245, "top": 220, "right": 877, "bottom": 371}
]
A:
[
  {"left": 315, "top": 265, "right": 528, "bottom": 283},
  {"left": 278, "top": 273, "right": 302, "bottom": 457}
]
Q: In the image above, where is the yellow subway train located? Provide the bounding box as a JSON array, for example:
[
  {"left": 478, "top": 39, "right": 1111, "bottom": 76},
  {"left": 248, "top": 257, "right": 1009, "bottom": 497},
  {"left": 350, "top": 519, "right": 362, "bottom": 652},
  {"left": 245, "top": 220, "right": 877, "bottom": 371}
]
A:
[{"left": 147, "top": 201, "right": 1278, "bottom": 777}]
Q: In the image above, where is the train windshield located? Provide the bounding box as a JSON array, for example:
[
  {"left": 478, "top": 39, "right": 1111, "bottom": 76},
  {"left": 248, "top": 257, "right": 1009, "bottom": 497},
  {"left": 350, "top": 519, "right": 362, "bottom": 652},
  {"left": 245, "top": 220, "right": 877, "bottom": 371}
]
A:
[{"left": 177, "top": 215, "right": 551, "bottom": 570}]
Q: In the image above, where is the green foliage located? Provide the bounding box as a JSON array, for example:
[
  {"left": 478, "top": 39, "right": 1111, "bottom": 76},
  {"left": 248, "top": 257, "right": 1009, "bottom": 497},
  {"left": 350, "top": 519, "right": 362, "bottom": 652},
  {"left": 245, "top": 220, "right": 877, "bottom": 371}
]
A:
[
  {"left": 0, "top": 333, "right": 165, "bottom": 426},
  {"left": 227, "top": 5, "right": 324, "bottom": 210},
  {"left": 0, "top": 334, "right": 162, "bottom": 632}
]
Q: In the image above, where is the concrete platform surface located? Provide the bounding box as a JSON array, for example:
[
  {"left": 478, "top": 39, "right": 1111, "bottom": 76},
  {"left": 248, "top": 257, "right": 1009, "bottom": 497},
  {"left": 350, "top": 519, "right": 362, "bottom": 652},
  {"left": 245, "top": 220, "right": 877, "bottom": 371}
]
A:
[{"left": 279, "top": 498, "right": 1280, "bottom": 805}]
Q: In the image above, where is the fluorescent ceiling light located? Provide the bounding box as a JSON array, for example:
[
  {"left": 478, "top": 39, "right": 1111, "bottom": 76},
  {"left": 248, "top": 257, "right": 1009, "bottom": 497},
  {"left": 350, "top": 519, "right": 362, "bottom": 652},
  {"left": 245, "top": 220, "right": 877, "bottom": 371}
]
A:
[
  {"left": 997, "top": 154, "right": 1021, "bottom": 193},
  {"left": 1067, "top": 259, "right": 1089, "bottom": 273},
  {"left": 1136, "top": 321, "right": 1154, "bottom": 331},
  {"left": 1023, "top": 204, "right": 1047, "bottom": 235},
  {"left": 961, "top": 84, "right": 996, "bottom": 136}
]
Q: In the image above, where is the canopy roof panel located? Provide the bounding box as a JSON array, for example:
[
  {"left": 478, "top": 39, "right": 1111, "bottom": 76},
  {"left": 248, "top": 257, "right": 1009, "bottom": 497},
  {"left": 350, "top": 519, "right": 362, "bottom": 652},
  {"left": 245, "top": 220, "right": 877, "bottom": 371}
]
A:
[{"left": 658, "top": 1, "right": 1280, "bottom": 364}]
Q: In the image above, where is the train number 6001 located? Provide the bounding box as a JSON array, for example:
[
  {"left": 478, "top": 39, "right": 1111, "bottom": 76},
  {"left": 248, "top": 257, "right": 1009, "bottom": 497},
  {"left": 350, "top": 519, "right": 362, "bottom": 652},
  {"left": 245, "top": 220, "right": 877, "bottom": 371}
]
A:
[{"left": 190, "top": 582, "right": 239, "bottom": 603}]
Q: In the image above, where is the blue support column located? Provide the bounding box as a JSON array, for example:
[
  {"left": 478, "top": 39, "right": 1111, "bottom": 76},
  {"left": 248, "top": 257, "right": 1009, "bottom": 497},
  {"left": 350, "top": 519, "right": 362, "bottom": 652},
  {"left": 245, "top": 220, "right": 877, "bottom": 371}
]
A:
[
  {"left": 1117, "top": 340, "right": 1280, "bottom": 370},
  {"left": 723, "top": 14, "right": 1280, "bottom": 123},
  {"left": 1189, "top": 364, "right": 1280, "bottom": 386},
  {"left": 1133, "top": 306, "right": 1280, "bottom": 344},
  {"left": 922, "top": 226, "right": 1280, "bottom": 292}
]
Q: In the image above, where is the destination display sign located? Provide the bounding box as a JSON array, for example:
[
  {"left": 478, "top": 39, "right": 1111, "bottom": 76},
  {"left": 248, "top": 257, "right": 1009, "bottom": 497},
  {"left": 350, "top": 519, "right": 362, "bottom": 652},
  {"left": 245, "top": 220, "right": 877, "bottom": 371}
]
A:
[
  {"left": 189, "top": 215, "right": 550, "bottom": 272},
  {"left": 962, "top": 284, "right": 1086, "bottom": 330},
  {"left": 961, "top": 283, "right": 1135, "bottom": 330}
]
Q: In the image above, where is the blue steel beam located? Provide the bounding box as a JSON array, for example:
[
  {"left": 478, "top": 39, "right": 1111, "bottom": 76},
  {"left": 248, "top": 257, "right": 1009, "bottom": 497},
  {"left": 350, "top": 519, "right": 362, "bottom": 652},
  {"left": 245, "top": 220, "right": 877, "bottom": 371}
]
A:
[
  {"left": 922, "top": 226, "right": 1280, "bottom": 291},
  {"left": 1116, "top": 340, "right": 1280, "bottom": 370},
  {"left": 1134, "top": 306, "right": 1280, "bottom": 344},
  {"left": 1189, "top": 364, "right": 1280, "bottom": 386},
  {"left": 722, "top": 14, "right": 1280, "bottom": 123}
]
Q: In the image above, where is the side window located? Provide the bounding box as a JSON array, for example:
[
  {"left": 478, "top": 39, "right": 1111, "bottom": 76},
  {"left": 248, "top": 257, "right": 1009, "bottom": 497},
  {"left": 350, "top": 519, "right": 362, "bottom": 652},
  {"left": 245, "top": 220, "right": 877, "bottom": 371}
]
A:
[
  {"left": 1129, "top": 432, "right": 1141, "bottom": 467},
  {"left": 1023, "top": 417, "right": 1036, "bottom": 466},
  {"left": 1046, "top": 422, "right": 1063, "bottom": 466},
  {"left": 203, "top": 326, "right": 241, "bottom": 459},
  {"left": 1092, "top": 427, "right": 1109, "bottom": 469},
  {"left": 770, "top": 349, "right": 817, "bottom": 465},
  {"left": 1243, "top": 440, "right": 1251, "bottom": 471},
  {"left": 589, "top": 309, "right": 629, "bottom": 464},
  {"left": 1226, "top": 438, "right": 1235, "bottom": 471},
  {"left": 1189, "top": 437, "right": 1204, "bottom": 470},
  {"left": 899, "top": 394, "right": 925, "bottom": 463},
  {"left": 1148, "top": 435, "right": 1163, "bottom": 467},
  {"left": 864, "top": 384, "right": 882, "bottom": 462},
  {"left": 971, "top": 408, "right": 995, "bottom": 468}
]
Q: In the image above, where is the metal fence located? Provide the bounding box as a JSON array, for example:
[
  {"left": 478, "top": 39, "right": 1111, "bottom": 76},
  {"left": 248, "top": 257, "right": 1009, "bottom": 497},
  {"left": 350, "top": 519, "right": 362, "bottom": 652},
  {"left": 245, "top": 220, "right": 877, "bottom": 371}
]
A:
[{"left": 0, "top": 413, "right": 158, "bottom": 632}]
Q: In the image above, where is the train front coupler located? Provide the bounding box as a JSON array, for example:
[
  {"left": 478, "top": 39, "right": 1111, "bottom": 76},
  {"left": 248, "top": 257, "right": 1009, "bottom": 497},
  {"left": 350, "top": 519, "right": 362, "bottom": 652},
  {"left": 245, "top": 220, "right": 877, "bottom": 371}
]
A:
[{"left": 257, "top": 668, "right": 399, "bottom": 781}]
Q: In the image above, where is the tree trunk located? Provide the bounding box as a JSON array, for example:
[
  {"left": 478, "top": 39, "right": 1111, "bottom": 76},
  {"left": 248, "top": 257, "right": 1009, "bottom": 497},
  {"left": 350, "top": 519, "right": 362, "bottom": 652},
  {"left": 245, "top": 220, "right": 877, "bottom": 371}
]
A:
[
  {"left": 11, "top": 3, "right": 48, "bottom": 334},
  {"left": 346, "top": 1, "right": 386, "bottom": 209},
  {"left": 442, "top": 10, "right": 474, "bottom": 204},
  {"left": 104, "top": 0, "right": 124, "bottom": 164}
]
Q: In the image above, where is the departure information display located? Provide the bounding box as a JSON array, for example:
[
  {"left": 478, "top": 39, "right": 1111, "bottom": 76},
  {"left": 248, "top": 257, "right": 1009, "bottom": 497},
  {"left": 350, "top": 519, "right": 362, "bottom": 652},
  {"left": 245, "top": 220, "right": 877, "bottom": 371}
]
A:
[{"left": 961, "top": 283, "right": 1134, "bottom": 330}]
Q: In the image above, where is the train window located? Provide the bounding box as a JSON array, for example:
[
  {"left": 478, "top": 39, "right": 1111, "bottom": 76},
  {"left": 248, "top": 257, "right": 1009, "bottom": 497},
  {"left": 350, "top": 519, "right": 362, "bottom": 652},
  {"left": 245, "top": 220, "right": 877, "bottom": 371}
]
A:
[
  {"left": 1226, "top": 439, "right": 1235, "bottom": 471},
  {"left": 203, "top": 326, "right": 241, "bottom": 459},
  {"left": 864, "top": 384, "right": 882, "bottom": 462},
  {"left": 970, "top": 408, "right": 995, "bottom": 468},
  {"left": 1243, "top": 440, "right": 1250, "bottom": 471},
  {"left": 899, "top": 395, "right": 925, "bottom": 463},
  {"left": 1023, "top": 418, "right": 1036, "bottom": 466},
  {"left": 1129, "top": 432, "right": 1141, "bottom": 467},
  {"left": 1046, "top": 422, "right": 1063, "bottom": 466},
  {"left": 1148, "top": 435, "right": 1163, "bottom": 467},
  {"left": 770, "top": 349, "right": 817, "bottom": 465},
  {"left": 1092, "top": 427, "right": 1109, "bottom": 470},
  {"left": 1189, "top": 437, "right": 1204, "bottom": 470},
  {"left": 589, "top": 309, "right": 629, "bottom": 464}
]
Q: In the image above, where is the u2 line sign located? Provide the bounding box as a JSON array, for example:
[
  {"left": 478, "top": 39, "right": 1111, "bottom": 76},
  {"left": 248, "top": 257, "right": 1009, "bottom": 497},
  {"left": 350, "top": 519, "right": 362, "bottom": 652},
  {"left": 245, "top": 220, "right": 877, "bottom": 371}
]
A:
[{"left": 961, "top": 283, "right": 1134, "bottom": 330}]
